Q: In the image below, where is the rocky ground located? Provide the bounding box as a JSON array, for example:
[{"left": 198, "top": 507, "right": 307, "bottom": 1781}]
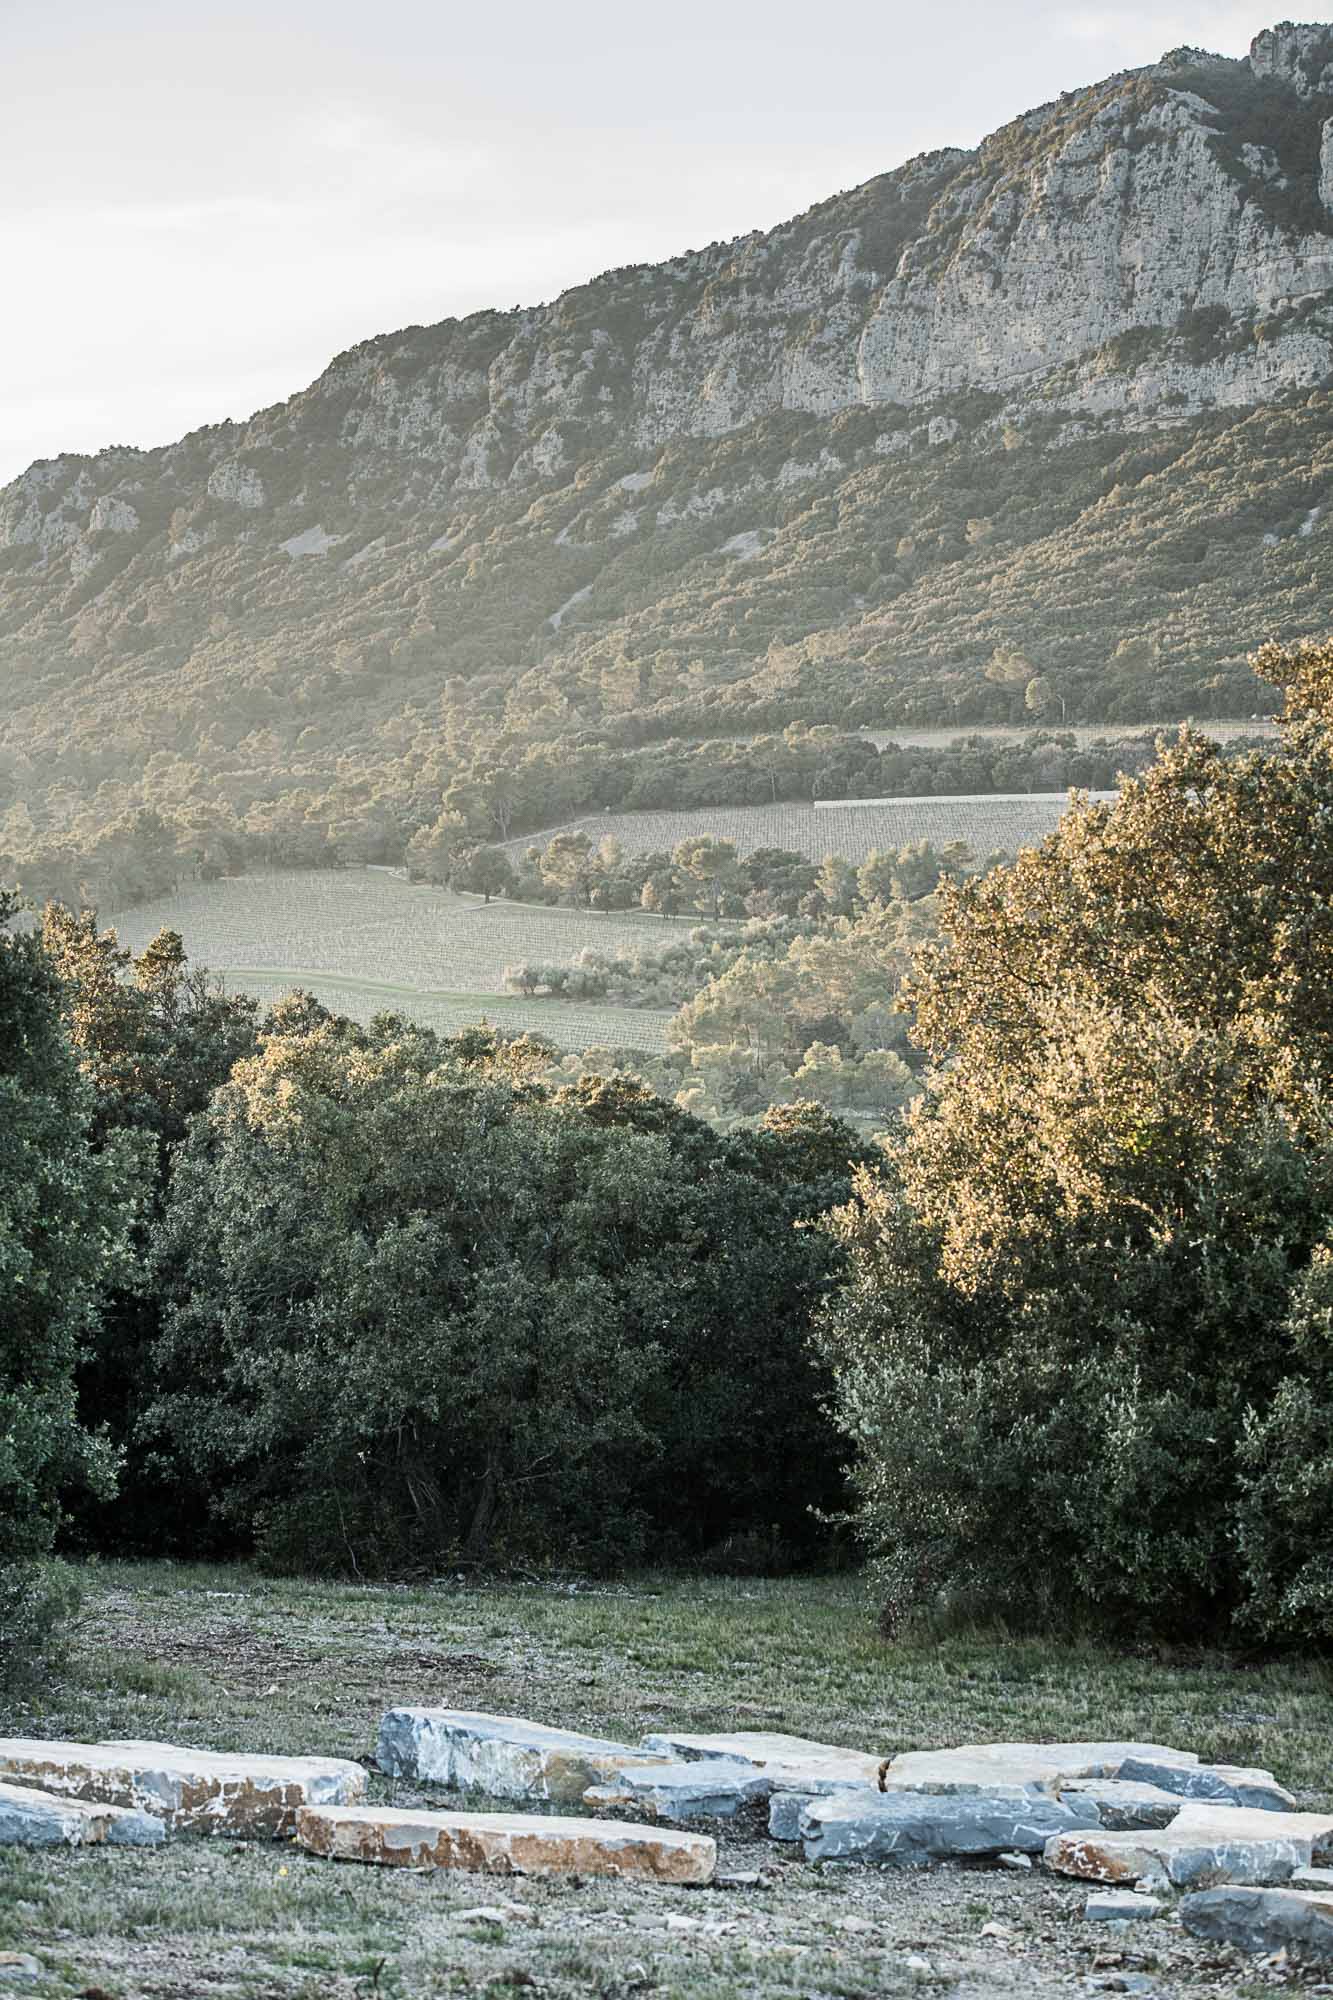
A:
[{"left": 2, "top": 1562, "right": 1331, "bottom": 1999}]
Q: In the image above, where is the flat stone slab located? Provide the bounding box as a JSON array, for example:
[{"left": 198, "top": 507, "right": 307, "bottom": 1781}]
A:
[
  {"left": 1085, "top": 1890, "right": 1164, "bottom": 1922},
  {"left": 0, "top": 1779, "right": 164, "bottom": 1848},
  {"left": 1044, "top": 1803, "right": 1333, "bottom": 1889},
  {"left": 584, "top": 1759, "right": 772, "bottom": 1820},
  {"left": 1180, "top": 1885, "right": 1333, "bottom": 1965},
  {"left": 1118, "top": 1755, "right": 1295, "bottom": 1812},
  {"left": 879, "top": 1742, "right": 1197, "bottom": 1797},
  {"left": 377, "top": 1710, "right": 668, "bottom": 1804},
  {"left": 0, "top": 1739, "right": 365, "bottom": 1836},
  {"left": 801, "top": 1790, "right": 1099, "bottom": 1867},
  {"left": 639, "top": 1730, "right": 881, "bottom": 1784},
  {"left": 1058, "top": 1780, "right": 1192, "bottom": 1831},
  {"left": 769, "top": 1783, "right": 877, "bottom": 1841},
  {"left": 296, "top": 1804, "right": 716, "bottom": 1883}
]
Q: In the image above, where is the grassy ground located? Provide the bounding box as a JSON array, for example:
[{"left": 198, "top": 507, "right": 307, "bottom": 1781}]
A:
[
  {"left": 104, "top": 874, "right": 677, "bottom": 1052},
  {"left": 3, "top": 1562, "right": 1331, "bottom": 1999}
]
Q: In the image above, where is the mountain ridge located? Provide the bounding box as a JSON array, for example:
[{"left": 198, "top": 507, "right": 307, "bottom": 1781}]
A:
[{"left": 4, "top": 19, "right": 1333, "bottom": 883}]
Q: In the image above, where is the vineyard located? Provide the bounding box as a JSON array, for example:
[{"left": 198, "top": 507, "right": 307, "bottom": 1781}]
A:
[
  {"left": 105, "top": 871, "right": 677, "bottom": 1051},
  {"left": 510, "top": 791, "right": 1119, "bottom": 865}
]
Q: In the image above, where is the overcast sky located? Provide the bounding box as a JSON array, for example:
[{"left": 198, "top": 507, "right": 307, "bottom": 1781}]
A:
[{"left": 2, "top": 0, "right": 1264, "bottom": 486}]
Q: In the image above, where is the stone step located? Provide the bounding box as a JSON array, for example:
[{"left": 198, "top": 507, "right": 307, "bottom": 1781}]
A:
[
  {"left": 1180, "top": 1885, "right": 1333, "bottom": 1965},
  {"left": 800, "top": 1790, "right": 1100, "bottom": 1866},
  {"left": 376, "top": 1709, "right": 670, "bottom": 1804},
  {"left": 0, "top": 1739, "right": 366, "bottom": 1836},
  {"left": 1044, "top": 1803, "right": 1333, "bottom": 1889},
  {"left": 0, "top": 1779, "right": 164, "bottom": 1848},
  {"left": 296, "top": 1804, "right": 716, "bottom": 1883}
]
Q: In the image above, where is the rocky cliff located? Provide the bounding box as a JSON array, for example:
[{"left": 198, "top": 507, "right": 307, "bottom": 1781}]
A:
[{"left": 4, "top": 23, "right": 1333, "bottom": 843}]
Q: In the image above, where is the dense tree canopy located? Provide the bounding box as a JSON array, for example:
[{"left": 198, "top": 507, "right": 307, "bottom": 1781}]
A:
[
  {"left": 819, "top": 639, "right": 1333, "bottom": 1637},
  {"left": 0, "top": 893, "right": 138, "bottom": 1680},
  {"left": 146, "top": 1019, "right": 873, "bottom": 1574}
]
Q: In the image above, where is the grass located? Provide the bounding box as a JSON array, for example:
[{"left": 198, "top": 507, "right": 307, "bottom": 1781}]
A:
[
  {"left": 2, "top": 1561, "right": 1331, "bottom": 1997},
  {"left": 105, "top": 873, "right": 677, "bottom": 1052},
  {"left": 504, "top": 793, "right": 1119, "bottom": 868}
]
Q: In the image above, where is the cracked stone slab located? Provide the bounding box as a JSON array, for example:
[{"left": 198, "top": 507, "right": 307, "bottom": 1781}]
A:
[
  {"left": 0, "top": 1779, "right": 165, "bottom": 1848},
  {"left": 584, "top": 1758, "right": 773, "bottom": 1820},
  {"left": 878, "top": 1742, "right": 1198, "bottom": 1797},
  {"left": 296, "top": 1804, "right": 716, "bottom": 1883},
  {"left": 0, "top": 1739, "right": 365, "bottom": 1836},
  {"left": 376, "top": 1710, "right": 670, "bottom": 1804},
  {"left": 1044, "top": 1803, "right": 1333, "bottom": 1888},
  {"left": 1116, "top": 1755, "right": 1295, "bottom": 1812},
  {"left": 1180, "top": 1885, "right": 1333, "bottom": 1964},
  {"left": 1058, "top": 1780, "right": 1193, "bottom": 1831},
  {"left": 800, "top": 1790, "right": 1100, "bottom": 1866}
]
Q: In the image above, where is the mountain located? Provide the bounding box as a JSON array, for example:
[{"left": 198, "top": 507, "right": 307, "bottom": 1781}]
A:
[{"left": 4, "top": 21, "right": 1333, "bottom": 878}]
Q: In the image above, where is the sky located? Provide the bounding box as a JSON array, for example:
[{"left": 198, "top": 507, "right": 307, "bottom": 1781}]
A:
[{"left": 1, "top": 0, "right": 1266, "bottom": 486}]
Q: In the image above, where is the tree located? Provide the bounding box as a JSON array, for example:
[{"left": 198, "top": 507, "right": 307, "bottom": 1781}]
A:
[
  {"left": 406, "top": 809, "right": 468, "bottom": 884},
  {"left": 455, "top": 845, "right": 516, "bottom": 904},
  {"left": 145, "top": 1022, "right": 864, "bottom": 1571},
  {"left": 0, "top": 893, "right": 137, "bottom": 1682},
  {"left": 672, "top": 836, "right": 739, "bottom": 919},
  {"left": 819, "top": 639, "right": 1333, "bottom": 1639}
]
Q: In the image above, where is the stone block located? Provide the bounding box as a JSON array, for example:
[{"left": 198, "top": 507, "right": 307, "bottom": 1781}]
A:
[
  {"left": 638, "top": 1730, "right": 882, "bottom": 1785},
  {"left": 1058, "top": 1779, "right": 1192, "bottom": 1831},
  {"left": 583, "top": 1758, "right": 771, "bottom": 1820},
  {"left": 1293, "top": 1866, "right": 1333, "bottom": 1890},
  {"left": 376, "top": 1709, "right": 667, "bottom": 1804},
  {"left": 800, "top": 1789, "right": 1099, "bottom": 1866},
  {"left": 1044, "top": 1803, "right": 1333, "bottom": 1889},
  {"left": 1118, "top": 1755, "right": 1295, "bottom": 1812},
  {"left": 296, "top": 1803, "right": 716, "bottom": 1883},
  {"left": 1180, "top": 1885, "right": 1333, "bottom": 1964},
  {"left": 769, "top": 1783, "right": 870, "bottom": 1841},
  {"left": 1085, "top": 1890, "right": 1163, "bottom": 1921},
  {"left": 0, "top": 1738, "right": 365, "bottom": 1836},
  {"left": 0, "top": 1779, "right": 165, "bottom": 1848},
  {"left": 879, "top": 1741, "right": 1196, "bottom": 1798}
]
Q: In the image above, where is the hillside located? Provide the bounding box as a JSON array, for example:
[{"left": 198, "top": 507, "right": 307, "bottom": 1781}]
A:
[{"left": 4, "top": 21, "right": 1333, "bottom": 871}]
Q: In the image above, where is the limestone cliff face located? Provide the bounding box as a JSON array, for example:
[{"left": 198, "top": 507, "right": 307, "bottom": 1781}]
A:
[{"left": 3, "top": 23, "right": 1333, "bottom": 589}]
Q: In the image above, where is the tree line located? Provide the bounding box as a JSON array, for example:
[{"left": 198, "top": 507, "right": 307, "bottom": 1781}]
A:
[{"left": 3, "top": 721, "right": 1244, "bottom": 919}]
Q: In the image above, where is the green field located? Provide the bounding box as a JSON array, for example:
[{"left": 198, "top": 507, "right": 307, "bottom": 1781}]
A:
[
  {"left": 505, "top": 792, "right": 1118, "bottom": 867},
  {"left": 106, "top": 872, "right": 677, "bottom": 1051},
  {"left": 102, "top": 793, "right": 1115, "bottom": 1056},
  {"left": 2, "top": 1561, "right": 1329, "bottom": 1998}
]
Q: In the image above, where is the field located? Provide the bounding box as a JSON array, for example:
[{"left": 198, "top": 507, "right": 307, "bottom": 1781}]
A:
[
  {"left": 103, "top": 793, "right": 1110, "bottom": 1055},
  {"left": 512, "top": 792, "right": 1119, "bottom": 866},
  {"left": 106, "top": 872, "right": 678, "bottom": 1052},
  {"left": 2, "top": 1560, "right": 1330, "bottom": 1999}
]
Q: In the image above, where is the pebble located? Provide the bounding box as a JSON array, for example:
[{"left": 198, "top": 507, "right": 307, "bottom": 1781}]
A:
[
  {"left": 1085, "top": 1891, "right": 1163, "bottom": 1923},
  {"left": 998, "top": 1850, "right": 1033, "bottom": 1870}
]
